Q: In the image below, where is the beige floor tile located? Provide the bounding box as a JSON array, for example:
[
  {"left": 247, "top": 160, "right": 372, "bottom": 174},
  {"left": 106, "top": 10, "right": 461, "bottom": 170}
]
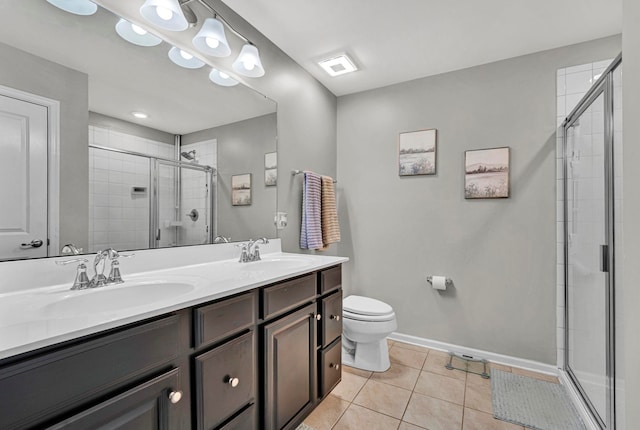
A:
[
  {"left": 511, "top": 367, "right": 559, "bottom": 384},
  {"left": 464, "top": 382, "right": 493, "bottom": 414},
  {"left": 466, "top": 372, "right": 492, "bottom": 389},
  {"left": 343, "top": 365, "right": 373, "bottom": 379},
  {"left": 413, "top": 371, "right": 466, "bottom": 405},
  {"left": 399, "top": 422, "right": 426, "bottom": 430},
  {"left": 422, "top": 350, "right": 467, "bottom": 381},
  {"left": 387, "top": 338, "right": 396, "bottom": 348},
  {"left": 489, "top": 362, "right": 512, "bottom": 372},
  {"left": 403, "top": 392, "right": 463, "bottom": 430},
  {"left": 330, "top": 371, "right": 368, "bottom": 402},
  {"left": 353, "top": 379, "right": 412, "bottom": 419},
  {"left": 370, "top": 363, "right": 421, "bottom": 390},
  {"left": 467, "top": 360, "right": 490, "bottom": 375},
  {"left": 333, "top": 404, "right": 401, "bottom": 430},
  {"left": 303, "top": 395, "right": 350, "bottom": 430},
  {"left": 462, "top": 408, "right": 524, "bottom": 430},
  {"left": 392, "top": 341, "right": 432, "bottom": 354},
  {"left": 389, "top": 345, "right": 428, "bottom": 369}
]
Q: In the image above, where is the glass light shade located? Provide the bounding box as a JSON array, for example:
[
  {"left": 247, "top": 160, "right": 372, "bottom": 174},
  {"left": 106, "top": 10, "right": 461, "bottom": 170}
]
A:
[
  {"left": 168, "top": 47, "right": 205, "bottom": 69},
  {"left": 192, "top": 18, "right": 231, "bottom": 57},
  {"left": 232, "top": 44, "right": 265, "bottom": 78},
  {"left": 209, "top": 69, "right": 238, "bottom": 87},
  {"left": 46, "top": 0, "right": 97, "bottom": 15},
  {"left": 140, "top": 0, "right": 188, "bottom": 31},
  {"left": 115, "top": 19, "right": 162, "bottom": 47}
]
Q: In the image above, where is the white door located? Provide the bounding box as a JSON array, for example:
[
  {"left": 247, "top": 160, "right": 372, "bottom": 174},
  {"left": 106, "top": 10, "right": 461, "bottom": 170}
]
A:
[{"left": 0, "top": 94, "right": 48, "bottom": 260}]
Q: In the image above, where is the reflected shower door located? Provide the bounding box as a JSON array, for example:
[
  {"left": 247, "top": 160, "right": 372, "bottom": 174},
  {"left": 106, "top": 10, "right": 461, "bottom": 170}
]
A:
[
  {"left": 564, "top": 82, "right": 611, "bottom": 427},
  {"left": 178, "top": 165, "right": 211, "bottom": 246}
]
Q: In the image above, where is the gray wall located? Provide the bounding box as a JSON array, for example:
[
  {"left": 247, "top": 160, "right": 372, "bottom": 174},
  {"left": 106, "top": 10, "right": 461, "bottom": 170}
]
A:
[
  {"left": 0, "top": 41, "right": 89, "bottom": 253},
  {"left": 89, "top": 112, "right": 174, "bottom": 145},
  {"left": 183, "top": 113, "right": 278, "bottom": 241},
  {"left": 622, "top": 0, "right": 639, "bottom": 425},
  {"left": 336, "top": 35, "right": 621, "bottom": 364},
  {"left": 203, "top": 0, "right": 339, "bottom": 255}
]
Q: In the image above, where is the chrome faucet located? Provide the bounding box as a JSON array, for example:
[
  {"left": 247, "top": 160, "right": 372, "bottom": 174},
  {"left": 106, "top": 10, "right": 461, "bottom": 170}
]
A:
[
  {"left": 57, "top": 248, "right": 134, "bottom": 290},
  {"left": 237, "top": 238, "right": 269, "bottom": 263}
]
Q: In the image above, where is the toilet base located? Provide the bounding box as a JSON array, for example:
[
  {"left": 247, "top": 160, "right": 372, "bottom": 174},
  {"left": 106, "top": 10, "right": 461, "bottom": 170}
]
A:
[{"left": 342, "top": 338, "right": 391, "bottom": 372}]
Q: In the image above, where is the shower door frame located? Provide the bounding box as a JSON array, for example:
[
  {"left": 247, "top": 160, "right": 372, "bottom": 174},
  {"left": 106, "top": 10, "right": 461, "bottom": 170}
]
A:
[{"left": 562, "top": 54, "right": 621, "bottom": 430}]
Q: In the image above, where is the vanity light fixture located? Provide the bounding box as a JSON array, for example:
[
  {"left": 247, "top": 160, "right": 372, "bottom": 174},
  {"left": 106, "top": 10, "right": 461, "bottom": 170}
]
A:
[
  {"left": 209, "top": 68, "right": 239, "bottom": 87},
  {"left": 168, "top": 47, "right": 205, "bottom": 69},
  {"left": 140, "top": 0, "right": 189, "bottom": 31},
  {"left": 46, "top": 0, "right": 97, "bottom": 16},
  {"left": 132, "top": 112, "right": 148, "bottom": 119},
  {"left": 232, "top": 44, "right": 265, "bottom": 78},
  {"left": 192, "top": 17, "right": 231, "bottom": 57},
  {"left": 115, "top": 18, "right": 162, "bottom": 47},
  {"left": 319, "top": 54, "right": 358, "bottom": 77}
]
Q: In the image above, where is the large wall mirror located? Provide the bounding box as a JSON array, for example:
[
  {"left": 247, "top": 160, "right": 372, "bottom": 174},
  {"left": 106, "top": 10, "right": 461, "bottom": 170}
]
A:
[{"left": 0, "top": 0, "right": 278, "bottom": 261}]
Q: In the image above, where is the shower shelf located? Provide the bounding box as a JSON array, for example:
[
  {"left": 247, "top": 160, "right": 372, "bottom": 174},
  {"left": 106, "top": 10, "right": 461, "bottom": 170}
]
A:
[{"left": 445, "top": 352, "right": 490, "bottom": 379}]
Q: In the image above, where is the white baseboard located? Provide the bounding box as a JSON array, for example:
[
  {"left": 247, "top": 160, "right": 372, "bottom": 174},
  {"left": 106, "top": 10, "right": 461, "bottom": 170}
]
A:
[
  {"left": 558, "top": 370, "right": 600, "bottom": 430},
  {"left": 388, "top": 332, "right": 559, "bottom": 376}
]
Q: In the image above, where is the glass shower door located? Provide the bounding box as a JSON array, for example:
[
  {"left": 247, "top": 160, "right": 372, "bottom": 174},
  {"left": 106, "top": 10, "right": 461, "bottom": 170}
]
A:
[{"left": 564, "top": 81, "right": 612, "bottom": 427}]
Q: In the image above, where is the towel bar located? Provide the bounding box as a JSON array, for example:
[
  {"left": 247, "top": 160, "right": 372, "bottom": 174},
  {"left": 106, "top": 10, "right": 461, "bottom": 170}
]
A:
[{"left": 291, "top": 170, "right": 337, "bottom": 183}]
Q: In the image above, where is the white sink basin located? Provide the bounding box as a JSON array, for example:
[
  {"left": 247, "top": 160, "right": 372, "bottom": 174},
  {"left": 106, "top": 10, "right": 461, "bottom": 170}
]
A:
[
  {"left": 43, "top": 280, "right": 195, "bottom": 316},
  {"left": 239, "top": 256, "right": 314, "bottom": 271}
]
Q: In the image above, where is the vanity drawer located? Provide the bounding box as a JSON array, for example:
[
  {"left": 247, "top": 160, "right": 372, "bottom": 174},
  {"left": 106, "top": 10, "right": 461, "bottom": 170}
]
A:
[
  {"left": 194, "top": 291, "right": 257, "bottom": 349},
  {"left": 319, "top": 266, "right": 341, "bottom": 294},
  {"left": 262, "top": 274, "right": 316, "bottom": 320},
  {"left": 0, "top": 314, "right": 180, "bottom": 430},
  {"left": 194, "top": 330, "right": 256, "bottom": 430},
  {"left": 319, "top": 338, "right": 342, "bottom": 398},
  {"left": 218, "top": 403, "right": 256, "bottom": 430},
  {"left": 320, "top": 289, "right": 343, "bottom": 348}
]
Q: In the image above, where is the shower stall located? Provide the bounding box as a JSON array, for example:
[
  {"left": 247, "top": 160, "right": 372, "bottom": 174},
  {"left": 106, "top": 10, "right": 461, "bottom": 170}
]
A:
[
  {"left": 88, "top": 142, "right": 215, "bottom": 253},
  {"left": 562, "top": 54, "right": 622, "bottom": 429}
]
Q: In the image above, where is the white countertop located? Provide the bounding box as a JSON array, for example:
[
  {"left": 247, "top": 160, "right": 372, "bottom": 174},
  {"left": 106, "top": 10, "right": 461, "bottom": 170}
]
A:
[{"left": 0, "top": 248, "right": 347, "bottom": 360}]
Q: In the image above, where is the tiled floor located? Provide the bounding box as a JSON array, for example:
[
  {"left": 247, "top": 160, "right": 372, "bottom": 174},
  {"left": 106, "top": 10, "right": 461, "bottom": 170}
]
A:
[{"left": 303, "top": 339, "right": 560, "bottom": 430}]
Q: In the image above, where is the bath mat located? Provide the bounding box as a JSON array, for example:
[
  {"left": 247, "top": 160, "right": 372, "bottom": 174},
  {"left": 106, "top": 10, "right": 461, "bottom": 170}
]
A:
[
  {"left": 491, "top": 370, "right": 586, "bottom": 430},
  {"left": 295, "top": 424, "right": 315, "bottom": 430}
]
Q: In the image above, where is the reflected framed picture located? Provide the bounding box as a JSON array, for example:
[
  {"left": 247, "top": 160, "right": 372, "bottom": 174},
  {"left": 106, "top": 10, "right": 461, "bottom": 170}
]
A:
[
  {"left": 231, "top": 173, "right": 252, "bottom": 206},
  {"left": 464, "top": 147, "right": 510, "bottom": 199},
  {"left": 399, "top": 129, "right": 437, "bottom": 176},
  {"left": 265, "top": 152, "right": 277, "bottom": 186}
]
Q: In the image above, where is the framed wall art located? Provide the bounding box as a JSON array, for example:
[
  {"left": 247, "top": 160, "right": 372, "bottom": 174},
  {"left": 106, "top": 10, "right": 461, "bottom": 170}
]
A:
[
  {"left": 265, "top": 152, "right": 277, "bottom": 186},
  {"left": 464, "top": 147, "right": 510, "bottom": 199},
  {"left": 399, "top": 128, "right": 437, "bottom": 176},
  {"left": 231, "top": 173, "right": 252, "bottom": 206}
]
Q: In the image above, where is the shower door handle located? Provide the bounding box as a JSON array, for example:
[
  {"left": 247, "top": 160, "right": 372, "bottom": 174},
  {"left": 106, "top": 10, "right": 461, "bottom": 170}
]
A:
[
  {"left": 600, "top": 245, "right": 609, "bottom": 273},
  {"left": 156, "top": 229, "right": 161, "bottom": 241}
]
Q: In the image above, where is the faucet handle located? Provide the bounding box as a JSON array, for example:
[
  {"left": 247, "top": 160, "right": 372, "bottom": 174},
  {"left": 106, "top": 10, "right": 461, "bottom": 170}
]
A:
[
  {"left": 56, "top": 258, "right": 89, "bottom": 266},
  {"left": 108, "top": 259, "right": 124, "bottom": 284},
  {"left": 56, "top": 258, "right": 90, "bottom": 290}
]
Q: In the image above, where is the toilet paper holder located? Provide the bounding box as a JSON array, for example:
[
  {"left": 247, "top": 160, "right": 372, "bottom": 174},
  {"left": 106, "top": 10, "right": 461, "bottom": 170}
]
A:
[{"left": 426, "top": 276, "right": 453, "bottom": 288}]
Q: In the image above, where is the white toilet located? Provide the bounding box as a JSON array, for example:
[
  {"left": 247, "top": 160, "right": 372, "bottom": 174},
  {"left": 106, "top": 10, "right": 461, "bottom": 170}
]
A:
[{"left": 342, "top": 295, "right": 398, "bottom": 372}]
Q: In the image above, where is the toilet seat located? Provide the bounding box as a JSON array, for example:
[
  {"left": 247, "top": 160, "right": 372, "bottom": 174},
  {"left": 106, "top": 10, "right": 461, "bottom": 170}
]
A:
[{"left": 343, "top": 295, "right": 395, "bottom": 322}]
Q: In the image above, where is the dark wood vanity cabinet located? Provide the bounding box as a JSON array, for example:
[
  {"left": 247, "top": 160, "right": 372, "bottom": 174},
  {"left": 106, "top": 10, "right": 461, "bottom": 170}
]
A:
[{"left": 0, "top": 264, "right": 342, "bottom": 430}]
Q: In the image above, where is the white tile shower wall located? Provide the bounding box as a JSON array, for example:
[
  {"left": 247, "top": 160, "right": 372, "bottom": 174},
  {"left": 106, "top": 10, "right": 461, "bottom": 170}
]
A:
[
  {"left": 88, "top": 125, "right": 176, "bottom": 252},
  {"left": 179, "top": 140, "right": 217, "bottom": 246}
]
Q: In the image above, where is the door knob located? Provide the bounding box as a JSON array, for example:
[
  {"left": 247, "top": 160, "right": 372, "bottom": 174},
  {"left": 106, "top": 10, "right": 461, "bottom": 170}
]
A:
[
  {"left": 330, "top": 315, "right": 341, "bottom": 321},
  {"left": 20, "top": 239, "right": 43, "bottom": 249},
  {"left": 168, "top": 390, "right": 183, "bottom": 404},
  {"left": 315, "top": 314, "right": 322, "bottom": 321},
  {"left": 330, "top": 363, "right": 340, "bottom": 370},
  {"left": 227, "top": 377, "right": 240, "bottom": 388}
]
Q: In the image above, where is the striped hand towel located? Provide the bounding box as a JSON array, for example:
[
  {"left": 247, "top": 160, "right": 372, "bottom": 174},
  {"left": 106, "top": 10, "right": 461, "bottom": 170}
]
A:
[
  {"left": 321, "top": 175, "right": 340, "bottom": 249},
  {"left": 300, "top": 171, "right": 323, "bottom": 250}
]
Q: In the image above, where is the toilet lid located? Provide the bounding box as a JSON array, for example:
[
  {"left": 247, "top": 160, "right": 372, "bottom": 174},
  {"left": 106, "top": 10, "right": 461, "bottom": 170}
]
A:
[{"left": 343, "top": 295, "right": 394, "bottom": 316}]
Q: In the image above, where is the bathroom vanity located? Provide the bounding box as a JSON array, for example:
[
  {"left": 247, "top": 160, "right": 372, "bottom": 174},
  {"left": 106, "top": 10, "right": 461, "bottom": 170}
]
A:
[{"left": 0, "top": 245, "right": 345, "bottom": 430}]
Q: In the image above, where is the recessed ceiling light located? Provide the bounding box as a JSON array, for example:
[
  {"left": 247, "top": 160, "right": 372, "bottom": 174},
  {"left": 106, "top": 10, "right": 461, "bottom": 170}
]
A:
[
  {"left": 132, "top": 112, "right": 148, "bottom": 119},
  {"left": 318, "top": 54, "right": 358, "bottom": 77}
]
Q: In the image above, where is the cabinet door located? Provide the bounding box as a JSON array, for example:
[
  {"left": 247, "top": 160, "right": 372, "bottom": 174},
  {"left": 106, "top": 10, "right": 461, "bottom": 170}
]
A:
[
  {"left": 319, "top": 338, "right": 342, "bottom": 398},
  {"left": 263, "top": 304, "right": 317, "bottom": 430},
  {"left": 320, "top": 290, "right": 342, "bottom": 348},
  {"left": 47, "top": 368, "right": 181, "bottom": 430},
  {"left": 195, "top": 331, "right": 256, "bottom": 430}
]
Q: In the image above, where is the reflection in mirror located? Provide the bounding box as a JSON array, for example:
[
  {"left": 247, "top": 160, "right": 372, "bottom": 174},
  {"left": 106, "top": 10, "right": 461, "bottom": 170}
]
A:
[{"left": 0, "top": 0, "right": 277, "bottom": 260}]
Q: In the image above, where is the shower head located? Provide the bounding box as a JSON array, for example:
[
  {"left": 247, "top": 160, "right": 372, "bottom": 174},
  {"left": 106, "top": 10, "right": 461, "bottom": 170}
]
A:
[{"left": 181, "top": 150, "right": 196, "bottom": 161}]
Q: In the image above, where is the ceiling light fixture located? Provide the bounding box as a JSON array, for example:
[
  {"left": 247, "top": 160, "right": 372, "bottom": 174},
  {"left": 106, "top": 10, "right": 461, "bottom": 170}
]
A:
[
  {"left": 115, "top": 18, "right": 162, "bottom": 47},
  {"left": 319, "top": 54, "right": 358, "bottom": 77},
  {"left": 46, "top": 0, "right": 97, "bottom": 16},
  {"left": 192, "top": 17, "right": 231, "bottom": 57},
  {"left": 168, "top": 47, "right": 205, "bottom": 69},
  {"left": 233, "top": 44, "right": 265, "bottom": 78},
  {"left": 209, "top": 68, "right": 239, "bottom": 87},
  {"left": 132, "top": 112, "right": 148, "bottom": 119},
  {"left": 140, "top": 0, "right": 189, "bottom": 31}
]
